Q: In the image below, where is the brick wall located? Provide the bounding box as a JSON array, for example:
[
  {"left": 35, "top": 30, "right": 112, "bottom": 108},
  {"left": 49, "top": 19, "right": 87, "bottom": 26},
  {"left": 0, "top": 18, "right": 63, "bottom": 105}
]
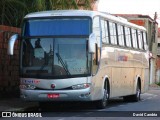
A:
[
  {"left": 0, "top": 25, "right": 21, "bottom": 98},
  {"left": 156, "top": 57, "right": 160, "bottom": 69}
]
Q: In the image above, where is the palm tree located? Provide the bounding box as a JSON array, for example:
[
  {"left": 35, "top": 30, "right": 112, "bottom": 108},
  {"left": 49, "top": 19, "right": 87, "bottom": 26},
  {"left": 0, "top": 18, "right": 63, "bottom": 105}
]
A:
[
  {"left": 52, "top": 0, "right": 78, "bottom": 10},
  {"left": 0, "top": 0, "right": 94, "bottom": 27},
  {"left": 0, "top": 0, "right": 27, "bottom": 27},
  {"left": 30, "top": 0, "right": 78, "bottom": 11},
  {"left": 76, "top": 0, "right": 92, "bottom": 10},
  {"left": 26, "top": 0, "right": 94, "bottom": 12}
]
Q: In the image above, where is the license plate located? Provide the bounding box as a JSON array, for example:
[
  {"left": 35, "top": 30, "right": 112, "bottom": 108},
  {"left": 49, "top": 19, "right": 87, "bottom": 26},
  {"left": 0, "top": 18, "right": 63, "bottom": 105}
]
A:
[{"left": 47, "top": 94, "right": 59, "bottom": 98}]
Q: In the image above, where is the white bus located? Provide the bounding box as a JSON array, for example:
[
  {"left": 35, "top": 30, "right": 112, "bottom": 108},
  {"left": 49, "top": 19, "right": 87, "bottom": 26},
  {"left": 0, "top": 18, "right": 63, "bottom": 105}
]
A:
[{"left": 8, "top": 10, "right": 149, "bottom": 109}]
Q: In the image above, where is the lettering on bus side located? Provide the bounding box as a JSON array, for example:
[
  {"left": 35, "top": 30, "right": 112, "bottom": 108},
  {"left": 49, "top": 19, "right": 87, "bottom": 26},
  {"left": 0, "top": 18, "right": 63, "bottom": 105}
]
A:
[{"left": 118, "top": 56, "right": 128, "bottom": 61}]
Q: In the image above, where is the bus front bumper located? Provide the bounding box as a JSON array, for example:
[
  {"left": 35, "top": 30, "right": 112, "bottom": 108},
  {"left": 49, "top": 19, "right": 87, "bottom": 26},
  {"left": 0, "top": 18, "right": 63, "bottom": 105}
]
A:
[{"left": 20, "top": 88, "right": 92, "bottom": 102}]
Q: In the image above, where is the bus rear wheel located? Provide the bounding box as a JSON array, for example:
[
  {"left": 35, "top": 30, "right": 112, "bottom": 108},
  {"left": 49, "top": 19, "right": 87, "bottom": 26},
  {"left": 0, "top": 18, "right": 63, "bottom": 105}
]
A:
[
  {"left": 123, "top": 83, "right": 141, "bottom": 102},
  {"left": 132, "top": 83, "right": 141, "bottom": 102}
]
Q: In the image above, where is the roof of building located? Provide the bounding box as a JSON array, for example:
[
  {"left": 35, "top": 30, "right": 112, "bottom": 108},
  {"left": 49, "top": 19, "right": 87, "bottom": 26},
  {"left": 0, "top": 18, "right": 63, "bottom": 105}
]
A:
[{"left": 114, "top": 14, "right": 158, "bottom": 24}]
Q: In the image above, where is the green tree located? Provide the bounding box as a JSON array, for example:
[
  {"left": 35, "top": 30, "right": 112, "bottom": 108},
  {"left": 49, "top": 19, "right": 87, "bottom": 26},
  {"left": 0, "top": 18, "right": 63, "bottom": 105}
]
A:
[
  {"left": 30, "top": 0, "right": 78, "bottom": 11},
  {"left": 0, "top": 0, "right": 27, "bottom": 27},
  {"left": 0, "top": 0, "right": 93, "bottom": 27}
]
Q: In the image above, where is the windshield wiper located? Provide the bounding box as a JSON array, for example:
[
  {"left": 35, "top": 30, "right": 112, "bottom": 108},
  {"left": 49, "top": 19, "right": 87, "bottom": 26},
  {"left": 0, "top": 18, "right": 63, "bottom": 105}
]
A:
[{"left": 56, "top": 53, "right": 71, "bottom": 75}]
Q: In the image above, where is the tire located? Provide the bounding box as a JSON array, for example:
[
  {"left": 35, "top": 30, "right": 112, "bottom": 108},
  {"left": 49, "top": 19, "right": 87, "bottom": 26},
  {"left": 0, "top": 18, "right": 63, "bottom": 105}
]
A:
[
  {"left": 123, "top": 83, "right": 141, "bottom": 102},
  {"left": 132, "top": 83, "right": 141, "bottom": 102},
  {"left": 96, "top": 85, "right": 109, "bottom": 109}
]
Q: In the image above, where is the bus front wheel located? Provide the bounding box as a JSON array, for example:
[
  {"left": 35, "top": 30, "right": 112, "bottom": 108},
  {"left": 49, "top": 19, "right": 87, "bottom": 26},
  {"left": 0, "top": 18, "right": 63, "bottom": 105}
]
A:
[{"left": 96, "top": 86, "right": 109, "bottom": 109}]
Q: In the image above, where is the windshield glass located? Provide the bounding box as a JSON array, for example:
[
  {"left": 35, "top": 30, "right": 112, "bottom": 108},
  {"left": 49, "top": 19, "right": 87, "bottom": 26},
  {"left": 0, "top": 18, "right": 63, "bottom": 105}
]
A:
[
  {"left": 24, "top": 18, "right": 91, "bottom": 36},
  {"left": 21, "top": 38, "right": 91, "bottom": 79}
]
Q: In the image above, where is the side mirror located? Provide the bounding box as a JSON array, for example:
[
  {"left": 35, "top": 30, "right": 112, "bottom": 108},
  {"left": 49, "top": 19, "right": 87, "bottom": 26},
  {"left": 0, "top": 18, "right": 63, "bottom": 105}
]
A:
[
  {"left": 8, "top": 34, "right": 19, "bottom": 55},
  {"left": 88, "top": 33, "right": 96, "bottom": 53}
]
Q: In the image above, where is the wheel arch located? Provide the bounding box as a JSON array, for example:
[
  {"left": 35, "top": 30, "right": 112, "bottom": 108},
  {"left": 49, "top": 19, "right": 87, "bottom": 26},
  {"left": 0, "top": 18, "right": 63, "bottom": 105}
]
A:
[
  {"left": 102, "top": 76, "right": 110, "bottom": 98},
  {"left": 134, "top": 75, "right": 142, "bottom": 93}
]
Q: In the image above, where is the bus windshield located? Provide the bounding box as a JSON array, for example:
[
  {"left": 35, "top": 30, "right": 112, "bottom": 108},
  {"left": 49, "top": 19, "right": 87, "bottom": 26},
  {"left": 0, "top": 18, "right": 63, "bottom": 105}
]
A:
[
  {"left": 22, "top": 38, "right": 91, "bottom": 79},
  {"left": 21, "top": 18, "right": 92, "bottom": 79}
]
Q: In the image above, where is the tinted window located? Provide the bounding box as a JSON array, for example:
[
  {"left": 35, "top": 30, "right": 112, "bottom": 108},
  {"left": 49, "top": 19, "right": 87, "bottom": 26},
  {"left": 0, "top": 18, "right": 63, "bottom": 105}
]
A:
[
  {"left": 137, "top": 30, "right": 143, "bottom": 50},
  {"left": 117, "top": 24, "right": 125, "bottom": 46},
  {"left": 22, "top": 38, "right": 91, "bottom": 79},
  {"left": 125, "top": 27, "right": 132, "bottom": 47},
  {"left": 132, "top": 29, "right": 138, "bottom": 49},
  {"left": 24, "top": 18, "right": 91, "bottom": 36},
  {"left": 93, "top": 17, "right": 101, "bottom": 47},
  {"left": 93, "top": 17, "right": 101, "bottom": 74},
  {"left": 109, "top": 22, "right": 117, "bottom": 45},
  {"left": 143, "top": 32, "right": 148, "bottom": 50},
  {"left": 101, "top": 19, "right": 109, "bottom": 44}
]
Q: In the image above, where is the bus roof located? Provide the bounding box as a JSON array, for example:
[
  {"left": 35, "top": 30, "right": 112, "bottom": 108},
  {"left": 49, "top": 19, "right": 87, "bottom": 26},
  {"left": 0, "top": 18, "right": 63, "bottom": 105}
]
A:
[{"left": 24, "top": 10, "right": 146, "bottom": 31}]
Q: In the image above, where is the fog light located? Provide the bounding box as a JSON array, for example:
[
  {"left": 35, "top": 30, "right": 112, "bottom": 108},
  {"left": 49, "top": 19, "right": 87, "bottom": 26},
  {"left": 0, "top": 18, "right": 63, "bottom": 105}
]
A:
[{"left": 80, "top": 92, "right": 90, "bottom": 98}]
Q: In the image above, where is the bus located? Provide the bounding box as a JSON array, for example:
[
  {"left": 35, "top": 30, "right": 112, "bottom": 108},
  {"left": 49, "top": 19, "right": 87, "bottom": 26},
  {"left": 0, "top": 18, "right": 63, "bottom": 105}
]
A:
[{"left": 8, "top": 10, "right": 149, "bottom": 109}]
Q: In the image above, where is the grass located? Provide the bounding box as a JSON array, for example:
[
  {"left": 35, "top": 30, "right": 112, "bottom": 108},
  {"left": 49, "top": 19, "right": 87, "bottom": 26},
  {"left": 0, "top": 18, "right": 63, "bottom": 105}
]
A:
[{"left": 156, "top": 82, "right": 160, "bottom": 86}]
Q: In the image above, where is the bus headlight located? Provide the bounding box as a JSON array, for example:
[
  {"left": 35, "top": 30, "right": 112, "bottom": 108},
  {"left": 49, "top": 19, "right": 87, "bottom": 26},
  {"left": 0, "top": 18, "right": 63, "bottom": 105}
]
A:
[
  {"left": 72, "top": 83, "right": 90, "bottom": 90},
  {"left": 20, "top": 85, "right": 36, "bottom": 90}
]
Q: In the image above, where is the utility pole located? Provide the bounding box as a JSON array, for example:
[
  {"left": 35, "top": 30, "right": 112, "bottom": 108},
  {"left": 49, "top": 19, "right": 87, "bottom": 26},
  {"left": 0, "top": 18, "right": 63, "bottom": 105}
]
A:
[
  {"left": 150, "top": 12, "right": 157, "bottom": 50},
  {"left": 149, "top": 12, "right": 158, "bottom": 84},
  {"left": 154, "top": 12, "right": 157, "bottom": 21}
]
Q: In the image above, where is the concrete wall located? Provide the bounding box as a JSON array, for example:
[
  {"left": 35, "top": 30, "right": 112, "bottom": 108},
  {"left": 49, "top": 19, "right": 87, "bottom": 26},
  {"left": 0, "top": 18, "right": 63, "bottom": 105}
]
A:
[{"left": 0, "top": 25, "right": 21, "bottom": 97}]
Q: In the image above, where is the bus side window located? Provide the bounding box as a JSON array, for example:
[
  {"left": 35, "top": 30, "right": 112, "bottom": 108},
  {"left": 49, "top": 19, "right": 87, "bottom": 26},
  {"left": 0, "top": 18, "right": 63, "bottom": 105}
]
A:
[
  {"left": 101, "top": 19, "right": 109, "bottom": 44},
  {"left": 117, "top": 24, "right": 125, "bottom": 46},
  {"left": 125, "top": 27, "right": 132, "bottom": 47},
  {"left": 137, "top": 30, "right": 143, "bottom": 50},
  {"left": 92, "top": 44, "right": 100, "bottom": 75},
  {"left": 132, "top": 29, "right": 138, "bottom": 49},
  {"left": 109, "top": 22, "right": 117, "bottom": 45},
  {"left": 93, "top": 17, "right": 101, "bottom": 47},
  {"left": 143, "top": 32, "right": 148, "bottom": 50},
  {"left": 92, "top": 17, "right": 101, "bottom": 75}
]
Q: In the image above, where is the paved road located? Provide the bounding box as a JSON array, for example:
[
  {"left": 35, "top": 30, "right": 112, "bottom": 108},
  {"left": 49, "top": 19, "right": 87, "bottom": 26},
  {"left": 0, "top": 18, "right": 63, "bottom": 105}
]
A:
[{"left": 1, "top": 88, "right": 160, "bottom": 120}]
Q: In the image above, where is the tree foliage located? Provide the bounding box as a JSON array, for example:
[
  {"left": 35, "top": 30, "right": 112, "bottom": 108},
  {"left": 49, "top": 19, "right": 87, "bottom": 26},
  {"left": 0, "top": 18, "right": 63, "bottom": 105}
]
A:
[
  {"left": 0, "top": 0, "right": 27, "bottom": 27},
  {"left": 0, "top": 0, "right": 93, "bottom": 27}
]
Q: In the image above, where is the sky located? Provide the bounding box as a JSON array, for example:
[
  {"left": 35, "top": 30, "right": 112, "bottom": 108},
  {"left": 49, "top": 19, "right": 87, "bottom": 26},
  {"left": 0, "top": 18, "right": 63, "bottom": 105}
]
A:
[{"left": 98, "top": 0, "right": 160, "bottom": 25}]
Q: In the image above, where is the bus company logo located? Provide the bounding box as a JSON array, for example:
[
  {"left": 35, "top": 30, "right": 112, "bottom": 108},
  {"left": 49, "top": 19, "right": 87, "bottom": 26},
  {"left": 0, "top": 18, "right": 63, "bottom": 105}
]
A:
[
  {"left": 51, "top": 84, "right": 56, "bottom": 89},
  {"left": 23, "top": 80, "right": 40, "bottom": 84},
  {"left": 118, "top": 56, "right": 128, "bottom": 61}
]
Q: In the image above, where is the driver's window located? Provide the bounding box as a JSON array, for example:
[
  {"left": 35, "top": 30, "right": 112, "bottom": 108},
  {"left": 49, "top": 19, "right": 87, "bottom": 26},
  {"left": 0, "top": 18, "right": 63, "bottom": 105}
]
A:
[{"left": 92, "top": 17, "right": 101, "bottom": 75}]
